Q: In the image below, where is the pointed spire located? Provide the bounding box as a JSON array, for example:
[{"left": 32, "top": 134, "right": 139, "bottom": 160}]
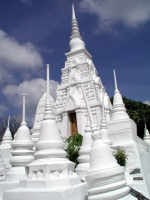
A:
[
  {"left": 72, "top": 3, "right": 76, "bottom": 20},
  {"left": 111, "top": 70, "right": 129, "bottom": 121},
  {"left": 43, "top": 64, "right": 55, "bottom": 120},
  {"left": 7, "top": 116, "right": 10, "bottom": 129},
  {"left": 113, "top": 70, "right": 118, "bottom": 91},
  {"left": 46, "top": 64, "right": 50, "bottom": 104},
  {"left": 70, "top": 4, "right": 85, "bottom": 52},
  {"left": 21, "top": 94, "right": 26, "bottom": 126}
]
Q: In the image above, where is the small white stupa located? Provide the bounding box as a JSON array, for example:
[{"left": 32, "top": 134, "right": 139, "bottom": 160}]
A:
[
  {"left": 81, "top": 83, "right": 136, "bottom": 199},
  {"left": 143, "top": 124, "right": 150, "bottom": 145},
  {"left": 0, "top": 116, "right": 12, "bottom": 169},
  {"left": 75, "top": 115, "right": 93, "bottom": 180},
  {"left": 3, "top": 64, "right": 87, "bottom": 200},
  {"left": 10, "top": 94, "right": 34, "bottom": 167},
  {"left": 0, "top": 95, "right": 34, "bottom": 200},
  {"left": 111, "top": 70, "right": 129, "bottom": 121},
  {"left": 1, "top": 116, "right": 12, "bottom": 148}
]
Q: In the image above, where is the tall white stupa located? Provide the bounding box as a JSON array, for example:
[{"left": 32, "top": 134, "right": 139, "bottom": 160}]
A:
[
  {"left": 3, "top": 64, "right": 87, "bottom": 200},
  {"left": 81, "top": 83, "right": 136, "bottom": 199},
  {"left": 108, "top": 70, "right": 150, "bottom": 198},
  {"left": 55, "top": 4, "right": 111, "bottom": 138}
]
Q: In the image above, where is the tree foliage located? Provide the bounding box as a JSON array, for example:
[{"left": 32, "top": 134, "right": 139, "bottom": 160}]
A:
[
  {"left": 0, "top": 115, "right": 22, "bottom": 141},
  {"left": 65, "top": 133, "right": 83, "bottom": 167},
  {"left": 110, "top": 97, "right": 150, "bottom": 139}
]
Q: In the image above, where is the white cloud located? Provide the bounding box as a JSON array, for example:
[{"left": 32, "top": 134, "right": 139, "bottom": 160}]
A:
[
  {"left": 143, "top": 100, "right": 150, "bottom": 106},
  {"left": 3, "top": 78, "right": 58, "bottom": 108},
  {"left": 2, "top": 78, "right": 58, "bottom": 125},
  {"left": 0, "top": 104, "right": 9, "bottom": 116},
  {"left": 37, "top": 47, "right": 54, "bottom": 53},
  {"left": 0, "top": 67, "right": 15, "bottom": 84},
  {"left": 0, "top": 30, "right": 43, "bottom": 69},
  {"left": 79, "top": 0, "right": 150, "bottom": 32}
]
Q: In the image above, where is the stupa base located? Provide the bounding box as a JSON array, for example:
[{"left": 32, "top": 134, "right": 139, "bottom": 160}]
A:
[
  {"left": 3, "top": 181, "right": 87, "bottom": 200},
  {"left": 0, "top": 167, "right": 26, "bottom": 200}
]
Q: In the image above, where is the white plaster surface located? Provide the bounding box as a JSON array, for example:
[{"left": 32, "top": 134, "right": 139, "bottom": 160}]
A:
[
  {"left": 0, "top": 167, "right": 26, "bottom": 200},
  {"left": 3, "top": 182, "right": 87, "bottom": 200},
  {"left": 143, "top": 125, "right": 150, "bottom": 145},
  {"left": 0, "top": 149, "right": 12, "bottom": 169},
  {"left": 108, "top": 118, "right": 150, "bottom": 199}
]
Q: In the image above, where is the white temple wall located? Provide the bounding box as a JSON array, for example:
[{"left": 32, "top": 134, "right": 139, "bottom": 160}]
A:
[{"left": 108, "top": 119, "right": 150, "bottom": 198}]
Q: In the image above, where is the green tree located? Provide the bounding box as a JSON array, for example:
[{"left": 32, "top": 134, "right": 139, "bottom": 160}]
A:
[
  {"left": 110, "top": 97, "right": 150, "bottom": 139},
  {"left": 65, "top": 133, "right": 83, "bottom": 167}
]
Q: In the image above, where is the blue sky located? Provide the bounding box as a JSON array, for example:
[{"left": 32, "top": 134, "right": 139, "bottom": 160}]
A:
[{"left": 0, "top": 0, "right": 150, "bottom": 125}]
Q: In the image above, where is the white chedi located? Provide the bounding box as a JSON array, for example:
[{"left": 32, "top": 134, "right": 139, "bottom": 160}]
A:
[
  {"left": 10, "top": 94, "right": 34, "bottom": 167},
  {"left": 75, "top": 117, "right": 93, "bottom": 180},
  {"left": 31, "top": 92, "right": 55, "bottom": 145},
  {"left": 111, "top": 70, "right": 129, "bottom": 121},
  {"left": 29, "top": 64, "right": 83, "bottom": 182},
  {"left": 3, "top": 64, "right": 87, "bottom": 200},
  {"left": 80, "top": 84, "right": 136, "bottom": 200},
  {"left": 143, "top": 124, "right": 150, "bottom": 145},
  {"left": 1, "top": 116, "right": 12, "bottom": 149}
]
